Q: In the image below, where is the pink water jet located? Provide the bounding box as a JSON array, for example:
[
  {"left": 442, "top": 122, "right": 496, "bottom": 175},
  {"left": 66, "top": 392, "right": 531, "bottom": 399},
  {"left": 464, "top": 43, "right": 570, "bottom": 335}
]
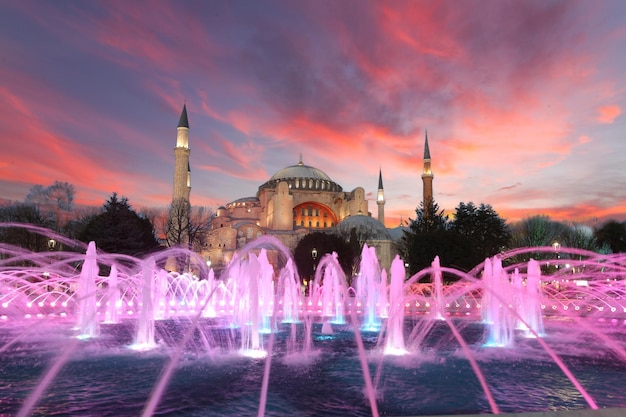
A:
[
  {"left": 383, "top": 255, "right": 407, "bottom": 355},
  {"left": 76, "top": 241, "right": 99, "bottom": 339},
  {"left": 2, "top": 224, "right": 626, "bottom": 417}
]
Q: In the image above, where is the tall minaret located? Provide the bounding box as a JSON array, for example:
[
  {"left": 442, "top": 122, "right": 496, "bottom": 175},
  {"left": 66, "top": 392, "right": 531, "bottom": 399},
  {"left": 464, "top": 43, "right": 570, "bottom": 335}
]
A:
[
  {"left": 421, "top": 130, "right": 433, "bottom": 209},
  {"left": 173, "top": 104, "right": 191, "bottom": 203},
  {"left": 377, "top": 168, "right": 385, "bottom": 224}
]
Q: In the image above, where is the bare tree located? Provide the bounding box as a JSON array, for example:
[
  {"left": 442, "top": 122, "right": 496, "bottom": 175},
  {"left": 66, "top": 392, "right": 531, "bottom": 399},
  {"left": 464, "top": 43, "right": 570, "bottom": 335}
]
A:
[
  {"left": 166, "top": 199, "right": 191, "bottom": 248},
  {"left": 24, "top": 181, "right": 75, "bottom": 228},
  {"left": 140, "top": 206, "right": 168, "bottom": 243},
  {"left": 165, "top": 199, "right": 213, "bottom": 250},
  {"left": 509, "top": 215, "right": 567, "bottom": 249},
  {"left": 189, "top": 205, "right": 213, "bottom": 251}
]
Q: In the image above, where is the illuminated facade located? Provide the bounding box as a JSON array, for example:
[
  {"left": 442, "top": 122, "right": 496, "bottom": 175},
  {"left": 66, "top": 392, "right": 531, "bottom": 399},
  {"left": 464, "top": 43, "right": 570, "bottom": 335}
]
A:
[
  {"left": 203, "top": 157, "right": 375, "bottom": 270},
  {"left": 169, "top": 106, "right": 433, "bottom": 273}
]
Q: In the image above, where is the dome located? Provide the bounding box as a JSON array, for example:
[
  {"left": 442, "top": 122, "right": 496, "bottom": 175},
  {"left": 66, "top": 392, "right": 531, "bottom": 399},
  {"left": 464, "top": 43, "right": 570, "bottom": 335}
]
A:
[
  {"left": 388, "top": 225, "right": 408, "bottom": 242},
  {"left": 270, "top": 161, "right": 333, "bottom": 182},
  {"left": 259, "top": 159, "right": 343, "bottom": 192},
  {"left": 225, "top": 196, "right": 260, "bottom": 208},
  {"left": 336, "top": 213, "right": 391, "bottom": 241}
]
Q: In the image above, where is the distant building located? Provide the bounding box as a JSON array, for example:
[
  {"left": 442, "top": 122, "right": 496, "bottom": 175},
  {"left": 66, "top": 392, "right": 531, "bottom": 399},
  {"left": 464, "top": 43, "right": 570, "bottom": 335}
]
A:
[{"left": 169, "top": 105, "right": 434, "bottom": 274}]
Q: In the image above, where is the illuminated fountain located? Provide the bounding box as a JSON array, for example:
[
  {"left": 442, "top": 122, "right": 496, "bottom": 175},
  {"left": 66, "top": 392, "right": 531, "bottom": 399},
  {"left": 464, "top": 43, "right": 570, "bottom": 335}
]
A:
[{"left": 1, "top": 224, "right": 626, "bottom": 417}]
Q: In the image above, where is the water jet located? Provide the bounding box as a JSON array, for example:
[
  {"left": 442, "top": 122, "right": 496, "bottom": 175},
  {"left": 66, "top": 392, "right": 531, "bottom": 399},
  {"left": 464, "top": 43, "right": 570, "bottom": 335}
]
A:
[{"left": 1, "top": 225, "right": 625, "bottom": 416}]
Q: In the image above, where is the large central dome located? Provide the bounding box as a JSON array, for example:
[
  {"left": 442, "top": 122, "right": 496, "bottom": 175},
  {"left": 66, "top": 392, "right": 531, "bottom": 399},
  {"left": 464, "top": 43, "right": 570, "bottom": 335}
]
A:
[
  {"left": 270, "top": 161, "right": 332, "bottom": 182},
  {"left": 259, "top": 159, "right": 343, "bottom": 192}
]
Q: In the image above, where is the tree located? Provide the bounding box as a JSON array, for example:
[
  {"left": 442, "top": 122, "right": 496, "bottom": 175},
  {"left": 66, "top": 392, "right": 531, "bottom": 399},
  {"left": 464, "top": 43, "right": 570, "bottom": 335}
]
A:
[
  {"left": 0, "top": 203, "right": 54, "bottom": 252},
  {"left": 509, "top": 215, "right": 568, "bottom": 248},
  {"left": 509, "top": 216, "right": 609, "bottom": 252},
  {"left": 24, "top": 181, "right": 75, "bottom": 228},
  {"left": 507, "top": 215, "right": 605, "bottom": 269},
  {"left": 79, "top": 193, "right": 160, "bottom": 256},
  {"left": 61, "top": 206, "right": 101, "bottom": 241},
  {"left": 188, "top": 206, "right": 213, "bottom": 252},
  {"left": 561, "top": 223, "right": 604, "bottom": 253},
  {"left": 293, "top": 232, "right": 355, "bottom": 284},
  {"left": 449, "top": 202, "right": 510, "bottom": 269},
  {"left": 399, "top": 200, "right": 451, "bottom": 279},
  {"left": 166, "top": 198, "right": 191, "bottom": 248},
  {"left": 334, "top": 218, "right": 376, "bottom": 268},
  {"left": 164, "top": 199, "right": 213, "bottom": 251},
  {"left": 595, "top": 220, "right": 626, "bottom": 253}
]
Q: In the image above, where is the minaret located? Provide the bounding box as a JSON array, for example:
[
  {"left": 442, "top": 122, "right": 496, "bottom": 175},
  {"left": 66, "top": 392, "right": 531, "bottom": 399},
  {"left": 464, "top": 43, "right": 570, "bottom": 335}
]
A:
[
  {"left": 377, "top": 168, "right": 385, "bottom": 224},
  {"left": 166, "top": 105, "right": 191, "bottom": 271},
  {"left": 421, "top": 130, "right": 433, "bottom": 209},
  {"left": 173, "top": 104, "right": 191, "bottom": 202}
]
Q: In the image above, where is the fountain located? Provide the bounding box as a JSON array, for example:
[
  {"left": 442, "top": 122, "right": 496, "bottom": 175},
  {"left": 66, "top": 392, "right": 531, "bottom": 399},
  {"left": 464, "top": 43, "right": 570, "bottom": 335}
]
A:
[{"left": 1, "top": 223, "right": 626, "bottom": 416}]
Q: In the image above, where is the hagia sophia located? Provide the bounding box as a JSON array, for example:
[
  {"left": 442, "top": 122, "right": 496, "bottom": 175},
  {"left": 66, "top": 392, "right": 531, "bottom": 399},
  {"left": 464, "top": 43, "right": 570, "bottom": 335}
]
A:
[{"left": 169, "top": 105, "right": 433, "bottom": 273}]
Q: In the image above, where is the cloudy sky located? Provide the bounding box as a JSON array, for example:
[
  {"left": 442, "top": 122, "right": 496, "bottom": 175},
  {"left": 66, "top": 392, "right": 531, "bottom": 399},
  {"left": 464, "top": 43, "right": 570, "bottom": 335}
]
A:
[{"left": 1, "top": 1, "right": 625, "bottom": 227}]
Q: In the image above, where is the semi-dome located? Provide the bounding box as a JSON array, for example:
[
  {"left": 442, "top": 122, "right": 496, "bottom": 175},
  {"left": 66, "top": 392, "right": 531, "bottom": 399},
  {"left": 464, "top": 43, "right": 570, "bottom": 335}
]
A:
[
  {"left": 225, "top": 196, "right": 260, "bottom": 208},
  {"left": 259, "top": 159, "right": 343, "bottom": 192},
  {"left": 336, "top": 213, "right": 391, "bottom": 241}
]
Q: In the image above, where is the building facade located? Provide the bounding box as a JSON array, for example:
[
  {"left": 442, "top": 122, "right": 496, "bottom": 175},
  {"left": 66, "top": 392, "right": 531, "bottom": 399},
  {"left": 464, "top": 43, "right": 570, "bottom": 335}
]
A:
[
  {"left": 203, "top": 157, "right": 385, "bottom": 270},
  {"left": 169, "top": 105, "right": 434, "bottom": 275}
]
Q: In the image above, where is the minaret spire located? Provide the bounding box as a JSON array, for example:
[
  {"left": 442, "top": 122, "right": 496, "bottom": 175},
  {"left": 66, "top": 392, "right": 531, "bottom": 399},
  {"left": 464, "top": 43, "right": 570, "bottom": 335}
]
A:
[
  {"left": 377, "top": 167, "right": 385, "bottom": 224},
  {"left": 173, "top": 104, "right": 191, "bottom": 201},
  {"left": 178, "top": 103, "right": 189, "bottom": 128},
  {"left": 421, "top": 130, "right": 434, "bottom": 213}
]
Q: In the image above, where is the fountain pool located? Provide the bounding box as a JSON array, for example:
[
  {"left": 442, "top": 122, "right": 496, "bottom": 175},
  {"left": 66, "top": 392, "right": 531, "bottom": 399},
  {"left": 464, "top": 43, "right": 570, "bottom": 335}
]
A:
[
  {"left": 1, "top": 225, "right": 626, "bottom": 416},
  {"left": 2, "top": 318, "right": 626, "bottom": 416}
]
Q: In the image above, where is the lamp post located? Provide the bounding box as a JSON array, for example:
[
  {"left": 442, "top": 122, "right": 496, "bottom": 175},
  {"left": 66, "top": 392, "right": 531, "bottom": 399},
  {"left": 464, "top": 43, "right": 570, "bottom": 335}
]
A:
[
  {"left": 311, "top": 247, "right": 318, "bottom": 275},
  {"left": 46, "top": 239, "right": 56, "bottom": 291},
  {"left": 552, "top": 241, "right": 560, "bottom": 270}
]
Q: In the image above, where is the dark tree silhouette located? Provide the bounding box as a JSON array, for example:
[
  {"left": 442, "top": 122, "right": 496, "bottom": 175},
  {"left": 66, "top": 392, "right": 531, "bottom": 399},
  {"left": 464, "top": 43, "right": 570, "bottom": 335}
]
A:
[
  {"left": 400, "top": 200, "right": 510, "bottom": 278},
  {"left": 399, "top": 200, "right": 450, "bottom": 279},
  {"left": 450, "top": 202, "right": 510, "bottom": 269},
  {"left": 293, "top": 232, "right": 355, "bottom": 285},
  {"left": 79, "top": 193, "right": 159, "bottom": 256},
  {"left": 0, "top": 203, "right": 54, "bottom": 252},
  {"left": 595, "top": 220, "right": 626, "bottom": 253}
]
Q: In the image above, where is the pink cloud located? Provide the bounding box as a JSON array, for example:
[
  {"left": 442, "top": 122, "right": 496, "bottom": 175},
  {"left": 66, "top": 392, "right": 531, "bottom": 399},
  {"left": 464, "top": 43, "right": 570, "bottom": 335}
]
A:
[
  {"left": 596, "top": 105, "right": 621, "bottom": 124},
  {"left": 0, "top": 68, "right": 173, "bottom": 207}
]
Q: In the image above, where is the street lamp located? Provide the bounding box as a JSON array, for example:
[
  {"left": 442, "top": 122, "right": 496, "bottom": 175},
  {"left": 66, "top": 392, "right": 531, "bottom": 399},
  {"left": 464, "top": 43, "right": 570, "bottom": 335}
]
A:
[
  {"left": 311, "top": 247, "right": 318, "bottom": 273},
  {"left": 552, "top": 242, "right": 560, "bottom": 270},
  {"left": 48, "top": 239, "right": 56, "bottom": 250}
]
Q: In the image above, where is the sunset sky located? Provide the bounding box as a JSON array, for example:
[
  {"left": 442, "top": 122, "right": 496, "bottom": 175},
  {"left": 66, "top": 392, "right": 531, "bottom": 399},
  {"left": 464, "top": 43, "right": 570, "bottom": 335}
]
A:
[{"left": 1, "top": 1, "right": 625, "bottom": 227}]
